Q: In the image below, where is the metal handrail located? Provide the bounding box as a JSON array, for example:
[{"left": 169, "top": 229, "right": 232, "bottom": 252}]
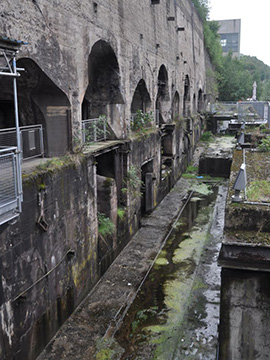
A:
[
  {"left": 0, "top": 146, "right": 22, "bottom": 222},
  {"left": 0, "top": 124, "right": 44, "bottom": 159},
  {"left": 82, "top": 117, "right": 107, "bottom": 143}
]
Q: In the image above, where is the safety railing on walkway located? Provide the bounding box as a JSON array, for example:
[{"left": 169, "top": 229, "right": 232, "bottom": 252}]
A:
[
  {"left": 82, "top": 117, "right": 107, "bottom": 143},
  {"left": 210, "top": 102, "right": 238, "bottom": 115},
  {"left": 0, "top": 124, "right": 44, "bottom": 160},
  {"left": 0, "top": 146, "right": 22, "bottom": 224},
  {"left": 238, "top": 101, "right": 268, "bottom": 124}
]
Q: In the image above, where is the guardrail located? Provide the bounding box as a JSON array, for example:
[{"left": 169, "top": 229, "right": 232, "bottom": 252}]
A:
[
  {"left": 82, "top": 117, "right": 107, "bottom": 143},
  {"left": 0, "top": 124, "right": 44, "bottom": 160},
  {"left": 0, "top": 146, "right": 22, "bottom": 224}
]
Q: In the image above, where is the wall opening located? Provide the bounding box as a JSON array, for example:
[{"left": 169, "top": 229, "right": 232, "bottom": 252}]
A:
[
  {"left": 82, "top": 40, "right": 124, "bottom": 122},
  {"left": 183, "top": 75, "right": 191, "bottom": 117},
  {"left": 197, "top": 89, "right": 203, "bottom": 113},
  {"left": 131, "top": 79, "right": 151, "bottom": 113},
  {"left": 141, "top": 160, "right": 154, "bottom": 215},
  {"left": 171, "top": 91, "right": 180, "bottom": 121},
  {"left": 156, "top": 65, "right": 170, "bottom": 124},
  {"left": 0, "top": 58, "right": 71, "bottom": 157}
]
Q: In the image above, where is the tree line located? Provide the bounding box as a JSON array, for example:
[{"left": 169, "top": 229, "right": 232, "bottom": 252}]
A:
[{"left": 192, "top": 0, "right": 270, "bottom": 102}]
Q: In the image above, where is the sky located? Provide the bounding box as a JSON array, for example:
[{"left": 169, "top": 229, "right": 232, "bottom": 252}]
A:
[{"left": 209, "top": 0, "right": 270, "bottom": 66}]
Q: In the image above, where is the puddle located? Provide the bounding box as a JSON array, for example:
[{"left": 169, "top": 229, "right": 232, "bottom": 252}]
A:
[{"left": 94, "top": 183, "right": 225, "bottom": 360}]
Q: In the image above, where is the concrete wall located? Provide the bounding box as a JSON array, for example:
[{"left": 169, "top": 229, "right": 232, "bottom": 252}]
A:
[
  {"left": 219, "top": 268, "right": 270, "bottom": 360},
  {"left": 0, "top": 0, "right": 208, "bottom": 358},
  {"left": 0, "top": 0, "right": 207, "bottom": 146}
]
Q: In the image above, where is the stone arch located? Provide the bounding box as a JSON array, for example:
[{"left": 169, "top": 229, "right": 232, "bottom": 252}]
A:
[
  {"left": 197, "top": 89, "right": 203, "bottom": 113},
  {"left": 131, "top": 79, "right": 151, "bottom": 113},
  {"left": 156, "top": 65, "right": 170, "bottom": 124},
  {"left": 82, "top": 40, "right": 124, "bottom": 124},
  {"left": 0, "top": 58, "right": 71, "bottom": 157},
  {"left": 171, "top": 91, "right": 180, "bottom": 121},
  {"left": 183, "top": 75, "right": 191, "bottom": 117}
]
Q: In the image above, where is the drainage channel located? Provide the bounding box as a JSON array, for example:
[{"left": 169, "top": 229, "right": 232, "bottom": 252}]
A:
[{"left": 98, "top": 182, "right": 227, "bottom": 360}]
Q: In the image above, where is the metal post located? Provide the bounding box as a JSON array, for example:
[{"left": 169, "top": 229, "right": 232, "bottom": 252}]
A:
[
  {"left": 40, "top": 126, "right": 44, "bottom": 157},
  {"left": 12, "top": 55, "right": 23, "bottom": 210},
  {"left": 94, "top": 120, "right": 97, "bottom": 142}
]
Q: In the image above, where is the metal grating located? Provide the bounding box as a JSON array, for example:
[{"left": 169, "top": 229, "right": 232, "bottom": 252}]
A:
[
  {"left": 0, "top": 151, "right": 17, "bottom": 215},
  {"left": 0, "top": 125, "right": 44, "bottom": 159}
]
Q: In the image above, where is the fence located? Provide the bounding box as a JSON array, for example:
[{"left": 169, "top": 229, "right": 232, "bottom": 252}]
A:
[
  {"left": 82, "top": 117, "right": 107, "bottom": 144},
  {"left": 0, "top": 124, "right": 44, "bottom": 160},
  {"left": 210, "top": 102, "right": 238, "bottom": 116},
  {"left": 238, "top": 101, "right": 268, "bottom": 124},
  {"left": 0, "top": 146, "right": 22, "bottom": 224}
]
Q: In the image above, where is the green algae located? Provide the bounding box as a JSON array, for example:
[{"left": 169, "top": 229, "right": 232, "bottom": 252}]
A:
[
  {"left": 191, "top": 183, "right": 213, "bottom": 195},
  {"left": 155, "top": 258, "right": 169, "bottom": 266}
]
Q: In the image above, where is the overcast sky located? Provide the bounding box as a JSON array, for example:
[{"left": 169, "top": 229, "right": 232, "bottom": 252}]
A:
[{"left": 209, "top": 0, "right": 270, "bottom": 66}]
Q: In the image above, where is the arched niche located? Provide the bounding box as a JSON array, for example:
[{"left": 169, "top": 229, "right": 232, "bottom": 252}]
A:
[
  {"left": 183, "top": 75, "right": 191, "bottom": 117},
  {"left": 131, "top": 79, "right": 151, "bottom": 113},
  {"left": 156, "top": 65, "right": 170, "bottom": 124},
  {"left": 193, "top": 93, "right": 196, "bottom": 113},
  {"left": 171, "top": 91, "right": 180, "bottom": 121},
  {"left": 197, "top": 89, "right": 203, "bottom": 113},
  {"left": 82, "top": 40, "right": 124, "bottom": 129},
  {"left": 0, "top": 58, "right": 71, "bottom": 157}
]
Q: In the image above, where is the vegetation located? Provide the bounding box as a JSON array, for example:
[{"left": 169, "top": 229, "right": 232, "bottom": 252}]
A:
[
  {"left": 200, "top": 131, "right": 213, "bottom": 142},
  {"left": 246, "top": 180, "right": 270, "bottom": 202},
  {"left": 97, "top": 212, "right": 115, "bottom": 238},
  {"left": 121, "top": 165, "right": 143, "bottom": 199},
  {"left": 192, "top": 1, "right": 270, "bottom": 101},
  {"left": 131, "top": 110, "right": 153, "bottom": 132},
  {"left": 258, "top": 137, "right": 270, "bottom": 152},
  {"left": 192, "top": 0, "right": 223, "bottom": 69}
]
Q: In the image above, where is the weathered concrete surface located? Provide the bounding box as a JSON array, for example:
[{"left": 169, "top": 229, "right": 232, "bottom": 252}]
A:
[
  {"left": 219, "top": 269, "right": 270, "bottom": 360},
  {"left": 36, "top": 177, "right": 195, "bottom": 360},
  {"left": 199, "top": 136, "right": 235, "bottom": 178},
  {"left": 0, "top": 0, "right": 208, "bottom": 145},
  {"left": 218, "top": 146, "right": 270, "bottom": 359}
]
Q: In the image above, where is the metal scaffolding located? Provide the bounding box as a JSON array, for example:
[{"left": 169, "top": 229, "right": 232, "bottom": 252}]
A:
[{"left": 0, "top": 36, "right": 27, "bottom": 224}]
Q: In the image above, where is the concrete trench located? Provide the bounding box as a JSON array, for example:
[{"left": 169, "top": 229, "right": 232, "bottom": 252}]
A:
[{"left": 37, "top": 138, "right": 234, "bottom": 360}]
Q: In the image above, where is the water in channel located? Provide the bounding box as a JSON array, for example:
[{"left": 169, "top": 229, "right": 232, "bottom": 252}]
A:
[{"left": 111, "top": 182, "right": 226, "bottom": 360}]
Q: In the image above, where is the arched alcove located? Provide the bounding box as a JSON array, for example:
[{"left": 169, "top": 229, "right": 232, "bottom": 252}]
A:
[
  {"left": 82, "top": 40, "right": 124, "bottom": 122},
  {"left": 156, "top": 65, "right": 170, "bottom": 124},
  {"left": 197, "top": 89, "right": 203, "bottom": 113},
  {"left": 0, "top": 58, "right": 71, "bottom": 156},
  {"left": 171, "top": 91, "right": 180, "bottom": 121},
  {"left": 131, "top": 79, "right": 151, "bottom": 113},
  {"left": 183, "top": 75, "right": 191, "bottom": 117}
]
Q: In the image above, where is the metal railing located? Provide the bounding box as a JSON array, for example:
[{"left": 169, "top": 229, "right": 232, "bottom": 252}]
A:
[
  {"left": 238, "top": 101, "right": 268, "bottom": 124},
  {"left": 0, "top": 124, "right": 44, "bottom": 160},
  {"left": 82, "top": 117, "right": 107, "bottom": 144},
  {"left": 0, "top": 146, "right": 22, "bottom": 224},
  {"left": 210, "top": 102, "right": 238, "bottom": 115}
]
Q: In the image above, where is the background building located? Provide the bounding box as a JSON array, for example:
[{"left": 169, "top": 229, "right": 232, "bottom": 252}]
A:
[{"left": 217, "top": 19, "right": 241, "bottom": 57}]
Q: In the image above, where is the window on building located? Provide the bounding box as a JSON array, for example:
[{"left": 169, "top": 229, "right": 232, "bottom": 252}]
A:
[
  {"left": 151, "top": 0, "right": 160, "bottom": 4},
  {"left": 221, "top": 39, "right": 227, "bottom": 47}
]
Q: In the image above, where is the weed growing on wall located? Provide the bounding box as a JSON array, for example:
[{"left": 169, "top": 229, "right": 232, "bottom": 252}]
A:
[
  {"left": 98, "top": 212, "right": 115, "bottom": 237},
  {"left": 131, "top": 110, "right": 153, "bottom": 132},
  {"left": 121, "top": 165, "right": 143, "bottom": 199}
]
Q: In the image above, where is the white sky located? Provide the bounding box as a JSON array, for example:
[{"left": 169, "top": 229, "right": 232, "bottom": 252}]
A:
[{"left": 209, "top": 0, "right": 270, "bottom": 66}]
